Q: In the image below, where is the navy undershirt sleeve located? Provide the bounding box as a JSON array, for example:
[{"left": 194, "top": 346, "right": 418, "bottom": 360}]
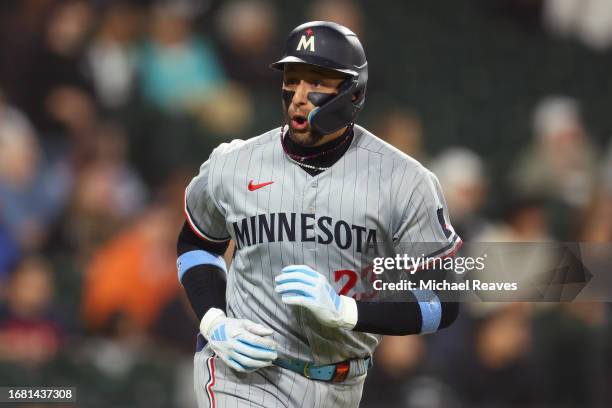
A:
[{"left": 178, "top": 221, "right": 229, "bottom": 321}]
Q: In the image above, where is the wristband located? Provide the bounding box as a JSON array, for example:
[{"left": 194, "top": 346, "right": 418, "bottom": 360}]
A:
[
  {"left": 339, "top": 295, "right": 358, "bottom": 329},
  {"left": 412, "top": 290, "right": 442, "bottom": 334},
  {"left": 200, "top": 307, "right": 226, "bottom": 338},
  {"left": 177, "top": 250, "right": 226, "bottom": 281}
]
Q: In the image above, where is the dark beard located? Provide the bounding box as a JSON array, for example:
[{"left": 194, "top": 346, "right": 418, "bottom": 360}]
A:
[{"left": 286, "top": 125, "right": 325, "bottom": 147}]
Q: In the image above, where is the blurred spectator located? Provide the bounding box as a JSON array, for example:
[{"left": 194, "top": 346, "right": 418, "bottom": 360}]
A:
[
  {"left": 76, "top": 299, "right": 180, "bottom": 407},
  {"left": 139, "top": 0, "right": 253, "bottom": 136},
  {"left": 361, "top": 335, "right": 428, "bottom": 408},
  {"left": 82, "top": 202, "right": 182, "bottom": 334},
  {"left": 501, "top": 197, "right": 552, "bottom": 241},
  {"left": 376, "top": 335, "right": 425, "bottom": 379},
  {"left": 0, "top": 93, "right": 39, "bottom": 174},
  {"left": 215, "top": 0, "right": 279, "bottom": 90},
  {"left": 376, "top": 108, "right": 425, "bottom": 162},
  {"left": 0, "top": 0, "right": 57, "bottom": 109},
  {"left": 509, "top": 96, "right": 598, "bottom": 239},
  {"left": 450, "top": 304, "right": 539, "bottom": 407},
  {"left": 468, "top": 198, "right": 558, "bottom": 305},
  {"left": 25, "top": 0, "right": 97, "bottom": 144},
  {"left": 544, "top": 0, "right": 612, "bottom": 50},
  {"left": 532, "top": 303, "right": 608, "bottom": 406},
  {"left": 430, "top": 148, "right": 489, "bottom": 240},
  {"left": 523, "top": 97, "right": 596, "bottom": 207},
  {"left": 84, "top": 312, "right": 149, "bottom": 380},
  {"left": 0, "top": 256, "right": 66, "bottom": 367},
  {"left": 139, "top": 1, "right": 225, "bottom": 113},
  {"left": 307, "top": 0, "right": 365, "bottom": 37},
  {"left": 85, "top": 1, "right": 143, "bottom": 111},
  {"left": 0, "top": 98, "right": 72, "bottom": 251},
  {"left": 60, "top": 121, "right": 147, "bottom": 263}
]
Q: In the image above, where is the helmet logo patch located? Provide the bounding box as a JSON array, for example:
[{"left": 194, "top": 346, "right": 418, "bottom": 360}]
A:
[{"left": 297, "top": 33, "right": 315, "bottom": 52}]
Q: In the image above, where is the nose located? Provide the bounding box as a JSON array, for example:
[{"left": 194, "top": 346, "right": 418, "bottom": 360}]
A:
[{"left": 292, "top": 80, "right": 309, "bottom": 106}]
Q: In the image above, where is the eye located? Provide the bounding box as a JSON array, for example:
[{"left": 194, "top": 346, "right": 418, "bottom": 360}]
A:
[
  {"left": 313, "top": 79, "right": 323, "bottom": 87},
  {"left": 284, "top": 78, "right": 299, "bottom": 86}
]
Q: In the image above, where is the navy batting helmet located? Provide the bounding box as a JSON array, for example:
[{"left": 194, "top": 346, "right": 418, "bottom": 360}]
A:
[{"left": 270, "top": 21, "right": 368, "bottom": 135}]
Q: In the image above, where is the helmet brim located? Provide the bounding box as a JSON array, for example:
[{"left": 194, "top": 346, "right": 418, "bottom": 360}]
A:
[{"left": 270, "top": 56, "right": 358, "bottom": 77}]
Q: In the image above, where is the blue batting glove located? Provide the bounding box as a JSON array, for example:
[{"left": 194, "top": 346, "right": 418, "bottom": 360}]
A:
[
  {"left": 274, "top": 265, "right": 358, "bottom": 329},
  {"left": 200, "top": 308, "right": 278, "bottom": 373}
]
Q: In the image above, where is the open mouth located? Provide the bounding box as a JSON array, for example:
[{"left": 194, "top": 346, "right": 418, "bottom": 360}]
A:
[{"left": 290, "top": 114, "right": 308, "bottom": 131}]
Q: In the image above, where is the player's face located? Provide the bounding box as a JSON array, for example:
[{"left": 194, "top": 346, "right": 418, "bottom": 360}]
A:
[{"left": 282, "top": 64, "right": 345, "bottom": 146}]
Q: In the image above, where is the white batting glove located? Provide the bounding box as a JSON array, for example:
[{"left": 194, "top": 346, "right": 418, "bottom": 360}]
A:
[
  {"left": 274, "top": 265, "right": 358, "bottom": 330},
  {"left": 200, "top": 308, "right": 278, "bottom": 373}
]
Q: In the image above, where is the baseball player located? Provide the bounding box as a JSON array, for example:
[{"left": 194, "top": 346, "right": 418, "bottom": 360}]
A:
[{"left": 177, "top": 21, "right": 462, "bottom": 408}]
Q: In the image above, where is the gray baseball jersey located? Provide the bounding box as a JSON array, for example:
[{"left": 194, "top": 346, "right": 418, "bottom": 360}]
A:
[{"left": 185, "top": 124, "right": 461, "bottom": 367}]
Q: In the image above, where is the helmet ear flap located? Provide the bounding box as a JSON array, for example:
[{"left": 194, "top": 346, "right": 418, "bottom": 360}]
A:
[
  {"left": 340, "top": 77, "right": 365, "bottom": 107},
  {"left": 351, "top": 86, "right": 364, "bottom": 103},
  {"left": 308, "top": 79, "right": 361, "bottom": 135}
]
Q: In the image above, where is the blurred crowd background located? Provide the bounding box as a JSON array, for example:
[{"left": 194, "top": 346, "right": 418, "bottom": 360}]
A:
[{"left": 1, "top": 0, "right": 611, "bottom": 407}]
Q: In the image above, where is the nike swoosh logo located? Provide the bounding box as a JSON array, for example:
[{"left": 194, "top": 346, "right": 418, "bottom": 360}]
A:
[{"left": 248, "top": 180, "right": 274, "bottom": 191}]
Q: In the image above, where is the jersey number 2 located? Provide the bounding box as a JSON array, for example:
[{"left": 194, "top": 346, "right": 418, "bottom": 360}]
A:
[{"left": 334, "top": 269, "right": 358, "bottom": 297}]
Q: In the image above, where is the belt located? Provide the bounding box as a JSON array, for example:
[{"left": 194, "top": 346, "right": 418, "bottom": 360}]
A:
[
  {"left": 196, "top": 334, "right": 372, "bottom": 382},
  {"left": 274, "top": 356, "right": 373, "bottom": 382}
]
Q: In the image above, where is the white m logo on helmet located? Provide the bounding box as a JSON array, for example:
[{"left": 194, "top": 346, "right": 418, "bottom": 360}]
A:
[{"left": 296, "top": 35, "right": 315, "bottom": 52}]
